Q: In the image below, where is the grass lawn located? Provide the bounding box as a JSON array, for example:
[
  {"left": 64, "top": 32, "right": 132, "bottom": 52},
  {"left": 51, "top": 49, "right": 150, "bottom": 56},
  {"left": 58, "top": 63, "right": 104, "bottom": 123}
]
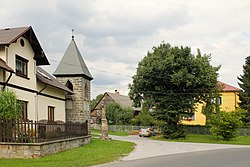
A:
[
  {"left": 151, "top": 134, "right": 250, "bottom": 145},
  {"left": 0, "top": 138, "right": 135, "bottom": 167},
  {"left": 91, "top": 129, "right": 130, "bottom": 136}
]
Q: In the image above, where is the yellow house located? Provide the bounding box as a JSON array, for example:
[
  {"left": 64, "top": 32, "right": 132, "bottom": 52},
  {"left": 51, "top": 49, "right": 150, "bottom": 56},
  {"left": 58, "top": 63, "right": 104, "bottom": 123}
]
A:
[{"left": 183, "top": 81, "right": 241, "bottom": 125}]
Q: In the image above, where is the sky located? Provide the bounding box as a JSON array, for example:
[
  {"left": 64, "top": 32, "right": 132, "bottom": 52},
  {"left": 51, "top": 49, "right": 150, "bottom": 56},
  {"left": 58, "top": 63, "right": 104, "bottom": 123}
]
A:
[{"left": 1, "top": 0, "right": 250, "bottom": 99}]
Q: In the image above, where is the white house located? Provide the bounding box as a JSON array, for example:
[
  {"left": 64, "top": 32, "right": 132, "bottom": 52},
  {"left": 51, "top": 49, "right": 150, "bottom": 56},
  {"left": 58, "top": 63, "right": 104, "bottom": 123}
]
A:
[{"left": 0, "top": 26, "right": 72, "bottom": 122}]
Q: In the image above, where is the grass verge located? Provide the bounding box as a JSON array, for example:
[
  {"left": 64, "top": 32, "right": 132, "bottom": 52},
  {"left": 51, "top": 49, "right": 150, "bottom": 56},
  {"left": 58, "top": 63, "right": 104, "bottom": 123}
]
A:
[
  {"left": 151, "top": 134, "right": 250, "bottom": 145},
  {"left": 0, "top": 138, "right": 135, "bottom": 167},
  {"left": 91, "top": 129, "right": 130, "bottom": 136}
]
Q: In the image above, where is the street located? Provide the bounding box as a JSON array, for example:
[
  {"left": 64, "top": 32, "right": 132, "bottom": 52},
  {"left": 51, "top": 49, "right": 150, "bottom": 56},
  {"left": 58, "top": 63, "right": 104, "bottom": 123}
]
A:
[
  {"left": 99, "top": 147, "right": 250, "bottom": 167},
  {"left": 94, "top": 135, "right": 250, "bottom": 167}
]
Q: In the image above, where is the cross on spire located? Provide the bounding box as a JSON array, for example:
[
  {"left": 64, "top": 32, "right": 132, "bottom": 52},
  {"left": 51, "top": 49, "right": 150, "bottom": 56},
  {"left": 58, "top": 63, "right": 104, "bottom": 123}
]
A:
[{"left": 72, "top": 29, "right": 74, "bottom": 39}]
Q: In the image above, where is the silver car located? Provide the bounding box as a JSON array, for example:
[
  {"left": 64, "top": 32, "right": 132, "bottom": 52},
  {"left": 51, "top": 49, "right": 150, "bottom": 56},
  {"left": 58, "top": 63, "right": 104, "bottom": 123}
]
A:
[{"left": 139, "top": 128, "right": 155, "bottom": 137}]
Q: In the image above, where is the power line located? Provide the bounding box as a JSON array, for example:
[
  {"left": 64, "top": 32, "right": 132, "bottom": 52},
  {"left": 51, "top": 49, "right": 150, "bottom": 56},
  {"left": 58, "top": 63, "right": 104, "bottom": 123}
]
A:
[{"left": 49, "top": 58, "right": 132, "bottom": 78}]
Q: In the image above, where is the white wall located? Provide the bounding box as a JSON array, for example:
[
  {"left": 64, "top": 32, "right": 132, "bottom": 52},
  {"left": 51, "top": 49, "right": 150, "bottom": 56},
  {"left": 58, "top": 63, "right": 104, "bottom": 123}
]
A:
[
  {"left": 5, "top": 86, "right": 36, "bottom": 120},
  {"left": 37, "top": 82, "right": 66, "bottom": 121},
  {"left": 7, "top": 37, "right": 37, "bottom": 90},
  {"left": 1, "top": 36, "right": 66, "bottom": 122},
  {"left": 0, "top": 69, "right": 3, "bottom": 82}
]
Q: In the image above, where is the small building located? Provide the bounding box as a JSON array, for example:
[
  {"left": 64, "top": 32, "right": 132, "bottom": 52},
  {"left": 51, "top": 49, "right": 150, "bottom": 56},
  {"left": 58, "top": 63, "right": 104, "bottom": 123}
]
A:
[
  {"left": 91, "top": 90, "right": 140, "bottom": 124},
  {"left": 54, "top": 35, "right": 93, "bottom": 124}
]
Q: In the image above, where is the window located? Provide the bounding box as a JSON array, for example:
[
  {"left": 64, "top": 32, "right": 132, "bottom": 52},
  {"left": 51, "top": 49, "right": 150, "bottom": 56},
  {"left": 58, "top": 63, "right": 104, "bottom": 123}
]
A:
[
  {"left": 16, "top": 55, "right": 28, "bottom": 78},
  {"left": 65, "top": 80, "right": 73, "bottom": 91},
  {"left": 48, "top": 106, "right": 55, "bottom": 122},
  {"left": 218, "top": 97, "right": 222, "bottom": 105},
  {"left": 20, "top": 39, "right": 25, "bottom": 47},
  {"left": 84, "top": 84, "right": 88, "bottom": 99},
  {"left": 183, "top": 114, "right": 195, "bottom": 121},
  {"left": 211, "top": 97, "right": 222, "bottom": 105},
  {"left": 19, "top": 101, "right": 28, "bottom": 121}
]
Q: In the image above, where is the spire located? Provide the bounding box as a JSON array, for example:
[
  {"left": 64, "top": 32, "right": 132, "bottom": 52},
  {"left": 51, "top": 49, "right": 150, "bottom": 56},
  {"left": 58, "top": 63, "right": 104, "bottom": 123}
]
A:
[{"left": 53, "top": 35, "right": 93, "bottom": 80}]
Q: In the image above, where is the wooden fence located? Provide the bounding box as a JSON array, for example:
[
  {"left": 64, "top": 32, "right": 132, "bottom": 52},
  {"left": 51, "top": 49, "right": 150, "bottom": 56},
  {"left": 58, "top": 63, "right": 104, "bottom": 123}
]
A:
[{"left": 0, "top": 118, "right": 88, "bottom": 143}]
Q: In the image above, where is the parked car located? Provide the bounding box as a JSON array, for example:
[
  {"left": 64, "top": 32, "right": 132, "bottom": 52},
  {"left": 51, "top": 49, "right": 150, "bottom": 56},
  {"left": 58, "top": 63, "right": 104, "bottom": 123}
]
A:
[{"left": 139, "top": 128, "right": 155, "bottom": 137}]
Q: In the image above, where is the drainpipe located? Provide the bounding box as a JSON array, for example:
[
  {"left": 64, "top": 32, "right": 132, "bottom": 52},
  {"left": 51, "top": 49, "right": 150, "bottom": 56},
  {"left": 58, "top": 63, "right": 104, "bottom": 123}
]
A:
[
  {"left": 3, "top": 72, "right": 13, "bottom": 91},
  {"left": 35, "top": 84, "right": 47, "bottom": 122}
]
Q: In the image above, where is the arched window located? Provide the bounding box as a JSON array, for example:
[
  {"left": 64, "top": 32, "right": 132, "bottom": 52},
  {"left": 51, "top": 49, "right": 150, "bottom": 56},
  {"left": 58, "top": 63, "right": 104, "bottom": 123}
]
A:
[{"left": 65, "top": 80, "right": 73, "bottom": 91}]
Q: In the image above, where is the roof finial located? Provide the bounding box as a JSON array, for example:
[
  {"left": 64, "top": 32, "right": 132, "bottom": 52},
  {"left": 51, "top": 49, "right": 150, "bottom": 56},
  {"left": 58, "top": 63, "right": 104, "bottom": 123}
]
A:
[{"left": 72, "top": 29, "right": 74, "bottom": 39}]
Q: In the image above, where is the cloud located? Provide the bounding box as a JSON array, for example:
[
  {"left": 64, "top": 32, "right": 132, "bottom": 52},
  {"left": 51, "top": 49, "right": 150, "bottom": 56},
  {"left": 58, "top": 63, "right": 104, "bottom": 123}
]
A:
[{"left": 1, "top": 0, "right": 250, "bottom": 99}]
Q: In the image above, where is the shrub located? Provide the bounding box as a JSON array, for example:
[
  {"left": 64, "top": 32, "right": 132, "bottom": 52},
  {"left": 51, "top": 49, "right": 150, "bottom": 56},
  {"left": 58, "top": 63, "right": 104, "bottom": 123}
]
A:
[
  {"left": 105, "top": 102, "right": 134, "bottom": 125},
  {"left": 0, "top": 90, "right": 21, "bottom": 119},
  {"left": 210, "top": 109, "right": 245, "bottom": 140},
  {"left": 161, "top": 124, "right": 186, "bottom": 139}
]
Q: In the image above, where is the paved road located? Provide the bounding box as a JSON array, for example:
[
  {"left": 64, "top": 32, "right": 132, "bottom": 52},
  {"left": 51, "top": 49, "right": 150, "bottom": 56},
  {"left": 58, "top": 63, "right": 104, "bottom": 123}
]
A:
[
  {"left": 94, "top": 135, "right": 250, "bottom": 167},
  {"left": 110, "top": 135, "right": 249, "bottom": 161},
  {"left": 99, "top": 147, "right": 250, "bottom": 167}
]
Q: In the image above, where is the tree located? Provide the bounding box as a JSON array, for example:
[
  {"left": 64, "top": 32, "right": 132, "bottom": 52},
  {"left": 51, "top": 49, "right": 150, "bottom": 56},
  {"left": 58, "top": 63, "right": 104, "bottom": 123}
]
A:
[
  {"left": 131, "top": 109, "right": 165, "bottom": 126},
  {"left": 105, "top": 102, "right": 134, "bottom": 125},
  {"left": 238, "top": 56, "right": 250, "bottom": 126},
  {"left": 210, "top": 109, "right": 245, "bottom": 140},
  {"left": 129, "top": 43, "right": 220, "bottom": 139},
  {"left": 0, "top": 90, "right": 21, "bottom": 119},
  {"left": 90, "top": 94, "right": 103, "bottom": 111}
]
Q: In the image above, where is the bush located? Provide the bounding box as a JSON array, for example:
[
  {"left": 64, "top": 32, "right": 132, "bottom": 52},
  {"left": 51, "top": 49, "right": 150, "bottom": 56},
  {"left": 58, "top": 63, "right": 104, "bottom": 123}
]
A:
[
  {"left": 210, "top": 109, "right": 245, "bottom": 140},
  {"left": 105, "top": 102, "right": 134, "bottom": 125},
  {"left": 0, "top": 90, "right": 21, "bottom": 119},
  {"left": 161, "top": 125, "right": 186, "bottom": 139}
]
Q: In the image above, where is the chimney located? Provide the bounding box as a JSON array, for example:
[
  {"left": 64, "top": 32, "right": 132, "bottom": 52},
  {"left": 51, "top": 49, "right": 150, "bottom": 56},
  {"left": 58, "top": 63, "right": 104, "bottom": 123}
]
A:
[{"left": 115, "top": 89, "right": 119, "bottom": 94}]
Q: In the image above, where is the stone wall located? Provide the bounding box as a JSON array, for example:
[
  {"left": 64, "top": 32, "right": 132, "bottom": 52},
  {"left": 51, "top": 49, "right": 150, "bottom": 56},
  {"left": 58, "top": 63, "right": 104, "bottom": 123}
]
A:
[
  {"left": 56, "top": 76, "right": 91, "bottom": 124},
  {"left": 0, "top": 136, "right": 90, "bottom": 158}
]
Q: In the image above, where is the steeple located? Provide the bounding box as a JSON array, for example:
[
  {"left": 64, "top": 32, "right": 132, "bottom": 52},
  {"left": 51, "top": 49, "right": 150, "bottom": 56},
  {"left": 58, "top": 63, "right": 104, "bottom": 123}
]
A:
[{"left": 53, "top": 36, "right": 93, "bottom": 80}]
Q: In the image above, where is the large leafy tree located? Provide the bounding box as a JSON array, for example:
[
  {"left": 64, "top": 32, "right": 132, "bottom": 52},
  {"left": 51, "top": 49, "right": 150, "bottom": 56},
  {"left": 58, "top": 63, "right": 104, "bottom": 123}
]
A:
[
  {"left": 129, "top": 43, "right": 220, "bottom": 138},
  {"left": 238, "top": 56, "right": 250, "bottom": 126}
]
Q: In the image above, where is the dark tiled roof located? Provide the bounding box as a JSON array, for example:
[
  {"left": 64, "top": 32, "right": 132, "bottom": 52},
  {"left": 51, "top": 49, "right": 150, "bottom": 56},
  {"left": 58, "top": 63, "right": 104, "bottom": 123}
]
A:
[
  {"left": 218, "top": 81, "right": 241, "bottom": 92},
  {"left": 92, "top": 92, "right": 140, "bottom": 111},
  {"left": 0, "top": 26, "right": 29, "bottom": 45},
  {"left": 37, "top": 66, "right": 73, "bottom": 93},
  {"left": 0, "top": 58, "right": 14, "bottom": 72},
  {"left": 0, "top": 26, "right": 49, "bottom": 65},
  {"left": 106, "top": 92, "right": 133, "bottom": 108},
  {"left": 53, "top": 38, "right": 93, "bottom": 80}
]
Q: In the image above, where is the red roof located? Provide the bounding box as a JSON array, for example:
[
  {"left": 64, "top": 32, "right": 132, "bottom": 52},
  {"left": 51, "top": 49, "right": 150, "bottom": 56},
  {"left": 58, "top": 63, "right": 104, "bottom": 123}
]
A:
[{"left": 218, "top": 81, "right": 240, "bottom": 92}]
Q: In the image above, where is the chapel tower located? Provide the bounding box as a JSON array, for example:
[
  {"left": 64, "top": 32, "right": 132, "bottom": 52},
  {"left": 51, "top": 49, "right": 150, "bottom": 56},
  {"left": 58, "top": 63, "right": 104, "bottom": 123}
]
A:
[{"left": 53, "top": 34, "right": 93, "bottom": 123}]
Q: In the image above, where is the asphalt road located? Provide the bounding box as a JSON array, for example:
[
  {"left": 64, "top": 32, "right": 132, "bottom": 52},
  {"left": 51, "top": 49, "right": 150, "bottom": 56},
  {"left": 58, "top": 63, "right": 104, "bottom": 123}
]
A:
[
  {"left": 106, "top": 135, "right": 249, "bottom": 161},
  {"left": 99, "top": 147, "right": 250, "bottom": 167},
  {"left": 94, "top": 135, "right": 250, "bottom": 167}
]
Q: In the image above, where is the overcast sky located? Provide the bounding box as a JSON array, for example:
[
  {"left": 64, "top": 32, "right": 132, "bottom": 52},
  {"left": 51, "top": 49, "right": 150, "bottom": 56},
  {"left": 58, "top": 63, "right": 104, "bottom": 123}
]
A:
[{"left": 1, "top": 0, "right": 250, "bottom": 99}]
